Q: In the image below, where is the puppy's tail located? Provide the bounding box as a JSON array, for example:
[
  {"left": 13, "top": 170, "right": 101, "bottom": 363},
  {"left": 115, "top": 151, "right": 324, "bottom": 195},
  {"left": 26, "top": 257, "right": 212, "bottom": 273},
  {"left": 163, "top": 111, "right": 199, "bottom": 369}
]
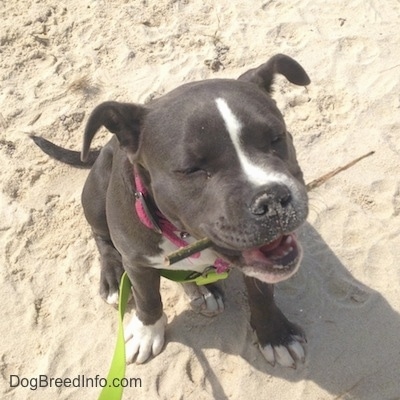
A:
[{"left": 30, "top": 135, "right": 100, "bottom": 168}]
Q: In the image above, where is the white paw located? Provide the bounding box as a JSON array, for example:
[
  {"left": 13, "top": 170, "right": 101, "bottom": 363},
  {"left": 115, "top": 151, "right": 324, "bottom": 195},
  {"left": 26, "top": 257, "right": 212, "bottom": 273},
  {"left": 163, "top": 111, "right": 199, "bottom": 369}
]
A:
[
  {"left": 106, "top": 291, "right": 119, "bottom": 305},
  {"left": 183, "top": 284, "right": 224, "bottom": 317},
  {"left": 260, "top": 339, "right": 305, "bottom": 369},
  {"left": 124, "top": 313, "right": 167, "bottom": 364}
]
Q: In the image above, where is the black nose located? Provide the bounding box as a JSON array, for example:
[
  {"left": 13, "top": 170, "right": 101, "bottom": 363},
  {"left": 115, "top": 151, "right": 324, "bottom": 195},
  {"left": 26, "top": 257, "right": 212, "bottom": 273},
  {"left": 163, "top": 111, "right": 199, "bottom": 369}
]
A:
[{"left": 249, "top": 183, "right": 292, "bottom": 216}]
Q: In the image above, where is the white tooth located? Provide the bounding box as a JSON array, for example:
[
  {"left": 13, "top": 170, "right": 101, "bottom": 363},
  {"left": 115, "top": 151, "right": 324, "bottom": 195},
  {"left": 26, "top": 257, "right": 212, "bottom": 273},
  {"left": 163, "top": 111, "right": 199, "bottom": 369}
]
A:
[
  {"left": 288, "top": 247, "right": 294, "bottom": 253},
  {"left": 286, "top": 236, "right": 293, "bottom": 244}
]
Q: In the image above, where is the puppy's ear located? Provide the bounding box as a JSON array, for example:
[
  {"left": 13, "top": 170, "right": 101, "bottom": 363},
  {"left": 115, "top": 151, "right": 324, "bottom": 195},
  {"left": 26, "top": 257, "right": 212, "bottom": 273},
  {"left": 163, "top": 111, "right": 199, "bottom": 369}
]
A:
[
  {"left": 81, "top": 101, "right": 147, "bottom": 162},
  {"left": 238, "top": 54, "right": 310, "bottom": 92}
]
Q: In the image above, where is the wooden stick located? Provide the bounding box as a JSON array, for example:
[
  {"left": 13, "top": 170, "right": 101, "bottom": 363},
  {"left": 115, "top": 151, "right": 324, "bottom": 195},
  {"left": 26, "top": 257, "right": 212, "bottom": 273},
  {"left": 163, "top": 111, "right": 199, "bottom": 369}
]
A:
[
  {"left": 164, "top": 237, "right": 213, "bottom": 266},
  {"left": 306, "top": 151, "right": 375, "bottom": 191},
  {"left": 164, "top": 151, "right": 375, "bottom": 266}
]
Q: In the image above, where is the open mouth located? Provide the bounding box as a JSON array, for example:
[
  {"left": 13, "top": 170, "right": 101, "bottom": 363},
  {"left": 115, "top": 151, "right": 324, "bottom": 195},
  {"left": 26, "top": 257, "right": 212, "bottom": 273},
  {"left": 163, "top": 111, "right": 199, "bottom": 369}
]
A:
[{"left": 240, "top": 233, "right": 302, "bottom": 284}]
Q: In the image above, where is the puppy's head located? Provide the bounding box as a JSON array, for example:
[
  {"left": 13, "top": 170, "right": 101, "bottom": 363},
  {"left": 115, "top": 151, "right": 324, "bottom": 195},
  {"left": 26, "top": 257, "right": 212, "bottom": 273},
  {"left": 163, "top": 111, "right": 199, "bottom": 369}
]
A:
[{"left": 83, "top": 54, "right": 310, "bottom": 284}]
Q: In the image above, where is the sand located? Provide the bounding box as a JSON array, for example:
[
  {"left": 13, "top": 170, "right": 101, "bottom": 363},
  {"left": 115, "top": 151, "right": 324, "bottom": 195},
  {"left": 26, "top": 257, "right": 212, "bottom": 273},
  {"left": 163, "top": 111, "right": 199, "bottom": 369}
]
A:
[{"left": 1, "top": 0, "right": 400, "bottom": 399}]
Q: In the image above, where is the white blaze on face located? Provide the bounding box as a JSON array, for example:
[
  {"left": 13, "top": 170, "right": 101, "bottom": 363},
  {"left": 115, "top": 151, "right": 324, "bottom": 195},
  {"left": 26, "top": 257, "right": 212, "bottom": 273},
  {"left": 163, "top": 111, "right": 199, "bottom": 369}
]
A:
[
  {"left": 215, "top": 98, "right": 273, "bottom": 186},
  {"left": 215, "top": 97, "right": 294, "bottom": 189}
]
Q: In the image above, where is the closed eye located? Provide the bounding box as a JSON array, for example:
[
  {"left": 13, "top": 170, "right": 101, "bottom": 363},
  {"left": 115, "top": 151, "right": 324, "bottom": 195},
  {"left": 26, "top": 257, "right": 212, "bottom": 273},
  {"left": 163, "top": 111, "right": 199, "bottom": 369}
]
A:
[
  {"left": 175, "top": 166, "right": 211, "bottom": 178},
  {"left": 256, "top": 133, "right": 284, "bottom": 152},
  {"left": 181, "top": 167, "right": 203, "bottom": 175},
  {"left": 271, "top": 135, "right": 284, "bottom": 144}
]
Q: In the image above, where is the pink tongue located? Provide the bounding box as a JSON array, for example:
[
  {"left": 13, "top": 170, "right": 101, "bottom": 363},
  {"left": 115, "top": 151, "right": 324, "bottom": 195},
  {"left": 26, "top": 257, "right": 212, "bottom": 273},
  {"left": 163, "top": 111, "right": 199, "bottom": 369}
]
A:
[{"left": 259, "top": 236, "right": 284, "bottom": 253}]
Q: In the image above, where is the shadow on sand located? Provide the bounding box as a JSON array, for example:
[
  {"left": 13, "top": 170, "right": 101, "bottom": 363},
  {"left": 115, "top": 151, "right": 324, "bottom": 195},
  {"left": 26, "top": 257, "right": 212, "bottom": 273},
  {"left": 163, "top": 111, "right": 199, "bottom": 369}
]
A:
[{"left": 166, "top": 222, "right": 400, "bottom": 400}]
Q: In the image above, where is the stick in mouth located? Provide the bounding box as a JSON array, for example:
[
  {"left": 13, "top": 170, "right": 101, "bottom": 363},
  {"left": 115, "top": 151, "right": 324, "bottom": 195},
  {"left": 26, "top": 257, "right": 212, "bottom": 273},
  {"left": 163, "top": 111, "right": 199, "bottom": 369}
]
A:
[{"left": 164, "top": 151, "right": 375, "bottom": 266}]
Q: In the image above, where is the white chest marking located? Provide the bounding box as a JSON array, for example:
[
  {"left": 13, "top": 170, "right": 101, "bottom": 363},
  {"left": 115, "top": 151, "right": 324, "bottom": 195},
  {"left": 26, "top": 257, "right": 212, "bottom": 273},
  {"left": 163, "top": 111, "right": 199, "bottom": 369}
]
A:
[{"left": 215, "top": 97, "right": 277, "bottom": 186}]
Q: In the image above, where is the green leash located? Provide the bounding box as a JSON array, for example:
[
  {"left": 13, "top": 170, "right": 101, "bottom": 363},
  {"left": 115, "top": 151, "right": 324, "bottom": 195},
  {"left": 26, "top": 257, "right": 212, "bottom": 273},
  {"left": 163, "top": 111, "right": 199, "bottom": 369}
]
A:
[
  {"left": 98, "top": 267, "right": 229, "bottom": 400},
  {"left": 98, "top": 272, "right": 132, "bottom": 400},
  {"left": 159, "top": 266, "right": 229, "bottom": 285}
]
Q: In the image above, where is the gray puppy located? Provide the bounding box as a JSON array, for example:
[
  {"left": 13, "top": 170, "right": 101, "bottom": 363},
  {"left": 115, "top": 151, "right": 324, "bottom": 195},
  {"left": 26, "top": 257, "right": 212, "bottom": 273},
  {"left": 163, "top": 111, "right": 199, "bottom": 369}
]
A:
[{"left": 32, "top": 54, "right": 310, "bottom": 368}]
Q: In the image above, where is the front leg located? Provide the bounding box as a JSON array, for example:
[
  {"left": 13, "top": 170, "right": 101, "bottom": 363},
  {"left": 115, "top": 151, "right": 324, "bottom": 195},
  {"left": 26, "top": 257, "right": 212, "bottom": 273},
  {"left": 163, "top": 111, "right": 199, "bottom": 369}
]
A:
[
  {"left": 124, "top": 264, "right": 167, "bottom": 364},
  {"left": 244, "top": 276, "right": 306, "bottom": 368}
]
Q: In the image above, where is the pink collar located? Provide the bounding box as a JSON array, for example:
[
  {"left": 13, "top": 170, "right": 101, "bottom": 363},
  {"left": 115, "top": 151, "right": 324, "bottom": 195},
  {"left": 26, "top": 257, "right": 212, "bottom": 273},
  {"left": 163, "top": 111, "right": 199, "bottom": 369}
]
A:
[{"left": 133, "top": 166, "right": 229, "bottom": 273}]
